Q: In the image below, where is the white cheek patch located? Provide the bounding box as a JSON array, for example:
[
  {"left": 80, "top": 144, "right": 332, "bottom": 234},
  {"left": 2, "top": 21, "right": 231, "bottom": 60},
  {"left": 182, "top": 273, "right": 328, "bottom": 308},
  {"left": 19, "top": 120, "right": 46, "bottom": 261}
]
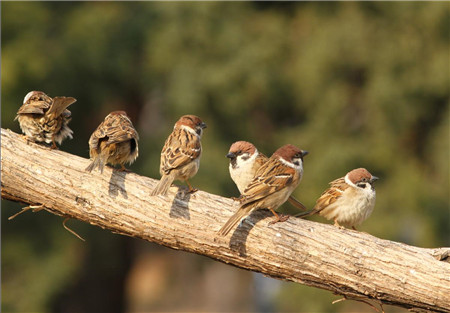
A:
[
  {"left": 279, "top": 157, "right": 294, "bottom": 168},
  {"left": 235, "top": 155, "right": 244, "bottom": 168},
  {"left": 237, "top": 152, "right": 257, "bottom": 167},
  {"left": 292, "top": 157, "right": 302, "bottom": 167},
  {"left": 358, "top": 182, "right": 369, "bottom": 189},
  {"left": 345, "top": 175, "right": 375, "bottom": 196},
  {"left": 181, "top": 125, "right": 199, "bottom": 137},
  {"left": 279, "top": 156, "right": 303, "bottom": 171}
]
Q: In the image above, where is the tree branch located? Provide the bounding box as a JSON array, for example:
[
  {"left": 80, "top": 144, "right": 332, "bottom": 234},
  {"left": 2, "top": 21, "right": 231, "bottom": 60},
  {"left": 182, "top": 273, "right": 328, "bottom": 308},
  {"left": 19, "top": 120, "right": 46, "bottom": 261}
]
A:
[{"left": 1, "top": 128, "right": 449, "bottom": 312}]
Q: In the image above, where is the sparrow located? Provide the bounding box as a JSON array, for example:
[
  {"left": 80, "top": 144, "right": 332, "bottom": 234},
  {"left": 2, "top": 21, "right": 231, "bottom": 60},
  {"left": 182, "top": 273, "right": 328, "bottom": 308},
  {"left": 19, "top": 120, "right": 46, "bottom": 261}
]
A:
[
  {"left": 85, "top": 111, "right": 139, "bottom": 173},
  {"left": 218, "top": 144, "right": 308, "bottom": 236},
  {"left": 226, "top": 141, "right": 308, "bottom": 211},
  {"left": 297, "top": 168, "right": 378, "bottom": 230},
  {"left": 15, "top": 91, "right": 76, "bottom": 148},
  {"left": 151, "top": 115, "right": 207, "bottom": 196}
]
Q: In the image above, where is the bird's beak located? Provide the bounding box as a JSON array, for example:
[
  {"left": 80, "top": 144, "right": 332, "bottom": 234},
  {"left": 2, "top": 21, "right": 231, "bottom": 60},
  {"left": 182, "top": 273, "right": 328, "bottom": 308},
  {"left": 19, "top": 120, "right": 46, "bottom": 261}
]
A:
[
  {"left": 226, "top": 152, "right": 236, "bottom": 159},
  {"left": 371, "top": 176, "right": 379, "bottom": 183},
  {"left": 301, "top": 150, "right": 309, "bottom": 157},
  {"left": 200, "top": 122, "right": 207, "bottom": 129}
]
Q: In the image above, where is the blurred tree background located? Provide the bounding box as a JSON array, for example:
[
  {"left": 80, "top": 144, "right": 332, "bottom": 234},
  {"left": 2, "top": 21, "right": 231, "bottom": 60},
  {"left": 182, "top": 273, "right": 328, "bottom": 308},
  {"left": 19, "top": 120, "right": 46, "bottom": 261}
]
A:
[{"left": 1, "top": 2, "right": 449, "bottom": 312}]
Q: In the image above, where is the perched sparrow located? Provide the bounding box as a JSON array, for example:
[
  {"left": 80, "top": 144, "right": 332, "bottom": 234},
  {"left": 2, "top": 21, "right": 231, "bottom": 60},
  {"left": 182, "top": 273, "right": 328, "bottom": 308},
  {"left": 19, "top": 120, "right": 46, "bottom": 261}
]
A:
[
  {"left": 218, "top": 144, "right": 308, "bottom": 236},
  {"left": 85, "top": 111, "right": 139, "bottom": 173},
  {"left": 298, "top": 168, "right": 378, "bottom": 229},
  {"left": 226, "top": 141, "right": 308, "bottom": 211},
  {"left": 151, "top": 115, "right": 207, "bottom": 196},
  {"left": 15, "top": 91, "right": 76, "bottom": 148}
]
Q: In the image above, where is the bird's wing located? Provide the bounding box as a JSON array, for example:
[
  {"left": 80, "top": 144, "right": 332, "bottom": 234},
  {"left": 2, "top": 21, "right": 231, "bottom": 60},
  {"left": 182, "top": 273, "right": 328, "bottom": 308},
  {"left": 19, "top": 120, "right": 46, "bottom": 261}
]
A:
[
  {"left": 161, "top": 130, "right": 201, "bottom": 174},
  {"left": 240, "top": 158, "right": 295, "bottom": 205},
  {"left": 313, "top": 177, "right": 349, "bottom": 212}
]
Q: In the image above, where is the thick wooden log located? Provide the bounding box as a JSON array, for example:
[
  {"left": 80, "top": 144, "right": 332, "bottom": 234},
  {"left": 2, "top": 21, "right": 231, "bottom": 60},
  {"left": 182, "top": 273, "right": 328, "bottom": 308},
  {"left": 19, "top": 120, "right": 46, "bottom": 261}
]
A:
[{"left": 1, "top": 128, "right": 449, "bottom": 312}]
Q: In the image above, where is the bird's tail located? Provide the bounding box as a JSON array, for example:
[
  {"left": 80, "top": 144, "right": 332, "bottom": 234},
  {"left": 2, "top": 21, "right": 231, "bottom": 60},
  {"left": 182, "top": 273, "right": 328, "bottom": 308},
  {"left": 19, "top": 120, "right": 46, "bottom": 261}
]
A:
[
  {"left": 287, "top": 196, "right": 309, "bottom": 211},
  {"left": 85, "top": 155, "right": 107, "bottom": 173},
  {"left": 47, "top": 97, "right": 77, "bottom": 117},
  {"left": 151, "top": 174, "right": 174, "bottom": 196},
  {"left": 217, "top": 205, "right": 254, "bottom": 237},
  {"left": 294, "top": 209, "right": 316, "bottom": 218}
]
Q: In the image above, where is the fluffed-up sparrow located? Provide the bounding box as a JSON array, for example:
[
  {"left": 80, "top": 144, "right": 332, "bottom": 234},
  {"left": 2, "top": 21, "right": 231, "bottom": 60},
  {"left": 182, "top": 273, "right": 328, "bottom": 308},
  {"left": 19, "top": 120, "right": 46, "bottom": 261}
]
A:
[
  {"left": 151, "top": 115, "right": 207, "bottom": 196},
  {"left": 15, "top": 91, "right": 76, "bottom": 148},
  {"left": 226, "top": 141, "right": 308, "bottom": 211},
  {"left": 298, "top": 168, "right": 378, "bottom": 230},
  {"left": 218, "top": 144, "right": 308, "bottom": 236},
  {"left": 85, "top": 111, "right": 139, "bottom": 173}
]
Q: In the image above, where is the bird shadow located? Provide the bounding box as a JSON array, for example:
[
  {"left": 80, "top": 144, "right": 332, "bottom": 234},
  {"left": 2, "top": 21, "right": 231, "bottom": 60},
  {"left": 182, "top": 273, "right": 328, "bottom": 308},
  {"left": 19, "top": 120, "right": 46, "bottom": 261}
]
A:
[
  {"left": 169, "top": 187, "right": 192, "bottom": 220},
  {"left": 228, "top": 210, "right": 272, "bottom": 257},
  {"left": 108, "top": 169, "right": 128, "bottom": 199}
]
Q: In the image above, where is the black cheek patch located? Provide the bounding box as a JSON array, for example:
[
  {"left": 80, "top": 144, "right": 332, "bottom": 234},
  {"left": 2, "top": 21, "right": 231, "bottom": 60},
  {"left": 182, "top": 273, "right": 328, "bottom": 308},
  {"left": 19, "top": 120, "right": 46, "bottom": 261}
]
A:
[{"left": 286, "top": 176, "right": 293, "bottom": 185}]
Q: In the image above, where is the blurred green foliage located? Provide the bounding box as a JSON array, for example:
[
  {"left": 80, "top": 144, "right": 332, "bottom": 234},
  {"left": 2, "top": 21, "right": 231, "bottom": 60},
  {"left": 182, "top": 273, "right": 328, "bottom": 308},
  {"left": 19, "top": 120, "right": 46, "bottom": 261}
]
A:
[{"left": 2, "top": 2, "right": 449, "bottom": 312}]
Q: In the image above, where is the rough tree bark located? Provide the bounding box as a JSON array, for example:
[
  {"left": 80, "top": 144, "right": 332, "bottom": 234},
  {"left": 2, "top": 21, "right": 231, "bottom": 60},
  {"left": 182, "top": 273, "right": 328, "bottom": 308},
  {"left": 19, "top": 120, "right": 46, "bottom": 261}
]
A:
[{"left": 1, "top": 128, "right": 449, "bottom": 312}]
